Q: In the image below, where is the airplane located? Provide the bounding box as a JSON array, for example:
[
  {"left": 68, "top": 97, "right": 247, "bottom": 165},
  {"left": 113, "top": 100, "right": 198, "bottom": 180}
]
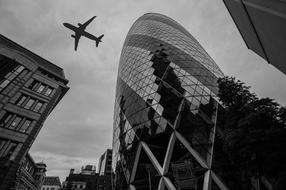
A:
[{"left": 63, "top": 16, "right": 104, "bottom": 51}]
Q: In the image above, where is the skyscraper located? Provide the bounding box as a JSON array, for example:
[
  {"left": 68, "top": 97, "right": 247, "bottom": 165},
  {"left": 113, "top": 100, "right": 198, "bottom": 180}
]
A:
[
  {"left": 112, "top": 13, "right": 232, "bottom": 189},
  {"left": 0, "top": 34, "right": 69, "bottom": 189},
  {"left": 98, "top": 149, "right": 112, "bottom": 176}
]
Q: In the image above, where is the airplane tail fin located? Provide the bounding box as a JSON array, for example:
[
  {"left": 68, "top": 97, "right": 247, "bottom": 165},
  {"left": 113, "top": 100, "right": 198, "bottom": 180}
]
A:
[{"left": 95, "top": 34, "right": 104, "bottom": 47}]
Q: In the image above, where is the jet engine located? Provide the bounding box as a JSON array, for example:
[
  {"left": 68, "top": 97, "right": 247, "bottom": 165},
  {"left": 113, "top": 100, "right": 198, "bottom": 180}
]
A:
[
  {"left": 78, "top": 23, "right": 82, "bottom": 27},
  {"left": 71, "top": 35, "right": 75, "bottom": 38}
]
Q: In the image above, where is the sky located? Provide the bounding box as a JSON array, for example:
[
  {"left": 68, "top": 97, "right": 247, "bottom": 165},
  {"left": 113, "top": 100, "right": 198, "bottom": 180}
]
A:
[{"left": 0, "top": 0, "right": 285, "bottom": 182}]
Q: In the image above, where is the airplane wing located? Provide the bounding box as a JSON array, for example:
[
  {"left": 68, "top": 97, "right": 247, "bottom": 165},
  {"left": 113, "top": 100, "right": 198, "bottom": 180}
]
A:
[
  {"left": 81, "top": 16, "right": 96, "bottom": 29},
  {"left": 74, "top": 32, "right": 81, "bottom": 51}
]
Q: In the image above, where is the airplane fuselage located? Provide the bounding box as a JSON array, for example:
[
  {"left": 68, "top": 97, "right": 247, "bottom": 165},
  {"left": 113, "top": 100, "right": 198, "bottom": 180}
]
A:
[
  {"left": 63, "top": 23, "right": 98, "bottom": 40},
  {"left": 63, "top": 16, "right": 104, "bottom": 50}
]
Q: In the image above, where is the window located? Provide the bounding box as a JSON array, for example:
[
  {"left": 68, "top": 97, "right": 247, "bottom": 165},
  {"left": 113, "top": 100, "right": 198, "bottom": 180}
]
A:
[
  {"left": 0, "top": 140, "right": 17, "bottom": 159},
  {"left": 16, "top": 95, "right": 44, "bottom": 112},
  {"left": 29, "top": 80, "right": 39, "bottom": 90},
  {"left": 0, "top": 80, "right": 9, "bottom": 89},
  {"left": 28, "top": 80, "right": 54, "bottom": 96},
  {"left": 19, "top": 120, "right": 31, "bottom": 133},
  {"left": 0, "top": 112, "right": 13, "bottom": 127},
  {"left": 9, "top": 116, "right": 22, "bottom": 129},
  {"left": 5, "top": 143, "right": 17, "bottom": 158},
  {"left": 0, "top": 65, "right": 25, "bottom": 92},
  {"left": 33, "top": 102, "right": 43, "bottom": 112},
  {"left": 24, "top": 99, "right": 35, "bottom": 109},
  {"left": 0, "top": 113, "right": 32, "bottom": 133},
  {"left": 16, "top": 95, "right": 28, "bottom": 106},
  {"left": 15, "top": 66, "right": 24, "bottom": 74},
  {"left": 0, "top": 139, "right": 7, "bottom": 157},
  {"left": 37, "top": 84, "right": 46, "bottom": 93},
  {"left": 44, "top": 87, "right": 53, "bottom": 96}
]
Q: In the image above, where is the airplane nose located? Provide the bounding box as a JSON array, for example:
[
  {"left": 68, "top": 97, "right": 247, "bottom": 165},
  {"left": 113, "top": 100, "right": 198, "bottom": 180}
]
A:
[{"left": 63, "top": 23, "right": 68, "bottom": 27}]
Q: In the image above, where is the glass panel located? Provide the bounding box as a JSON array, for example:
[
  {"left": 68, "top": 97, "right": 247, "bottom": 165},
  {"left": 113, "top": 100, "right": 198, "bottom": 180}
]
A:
[
  {"left": 0, "top": 113, "right": 12, "bottom": 127},
  {"left": 37, "top": 84, "right": 45, "bottom": 93},
  {"left": 133, "top": 148, "right": 160, "bottom": 190},
  {"left": 16, "top": 66, "right": 24, "bottom": 73},
  {"left": 33, "top": 102, "right": 43, "bottom": 112},
  {"left": 3, "top": 142, "right": 17, "bottom": 159},
  {"left": 24, "top": 99, "right": 35, "bottom": 109},
  {"left": 45, "top": 87, "right": 53, "bottom": 96},
  {"left": 9, "top": 117, "right": 22, "bottom": 129},
  {"left": 19, "top": 120, "right": 31, "bottom": 133},
  {"left": 0, "top": 80, "right": 9, "bottom": 89},
  {"left": 29, "top": 80, "right": 39, "bottom": 90},
  {"left": 16, "top": 95, "right": 27, "bottom": 106},
  {"left": 168, "top": 140, "right": 206, "bottom": 190}
]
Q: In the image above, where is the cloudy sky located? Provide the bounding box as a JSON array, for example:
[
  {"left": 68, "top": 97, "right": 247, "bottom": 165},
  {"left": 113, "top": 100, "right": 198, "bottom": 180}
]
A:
[{"left": 0, "top": 0, "right": 285, "bottom": 182}]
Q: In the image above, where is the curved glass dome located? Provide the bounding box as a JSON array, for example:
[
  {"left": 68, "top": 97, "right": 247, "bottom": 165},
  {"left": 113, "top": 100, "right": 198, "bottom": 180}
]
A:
[{"left": 112, "top": 13, "right": 231, "bottom": 190}]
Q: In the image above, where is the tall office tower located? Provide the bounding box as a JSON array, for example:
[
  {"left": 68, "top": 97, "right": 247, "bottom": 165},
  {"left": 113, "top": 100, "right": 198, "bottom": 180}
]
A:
[
  {"left": 0, "top": 35, "right": 69, "bottom": 189},
  {"left": 111, "top": 13, "right": 236, "bottom": 190},
  {"left": 98, "top": 149, "right": 112, "bottom": 176},
  {"left": 223, "top": 0, "right": 286, "bottom": 75}
]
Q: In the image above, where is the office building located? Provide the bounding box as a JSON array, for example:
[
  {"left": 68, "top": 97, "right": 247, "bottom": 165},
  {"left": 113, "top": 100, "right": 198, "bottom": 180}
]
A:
[
  {"left": 41, "top": 176, "right": 61, "bottom": 190},
  {"left": 98, "top": 149, "right": 112, "bottom": 176},
  {"left": 223, "top": 0, "right": 286, "bottom": 74},
  {"left": 14, "top": 153, "right": 46, "bottom": 190},
  {"left": 0, "top": 34, "right": 69, "bottom": 189},
  {"left": 112, "top": 12, "right": 241, "bottom": 189}
]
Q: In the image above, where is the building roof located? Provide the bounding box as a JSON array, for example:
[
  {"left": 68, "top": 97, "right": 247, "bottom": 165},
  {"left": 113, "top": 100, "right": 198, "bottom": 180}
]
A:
[
  {"left": 43, "top": 176, "right": 61, "bottom": 186},
  {"left": 0, "top": 34, "right": 68, "bottom": 83}
]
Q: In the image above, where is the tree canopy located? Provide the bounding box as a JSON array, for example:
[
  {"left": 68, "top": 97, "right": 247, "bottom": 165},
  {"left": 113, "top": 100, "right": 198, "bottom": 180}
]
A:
[{"left": 217, "top": 76, "right": 286, "bottom": 185}]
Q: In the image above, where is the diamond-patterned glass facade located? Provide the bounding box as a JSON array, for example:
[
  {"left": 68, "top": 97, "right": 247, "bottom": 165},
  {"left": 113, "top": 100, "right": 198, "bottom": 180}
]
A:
[{"left": 112, "top": 13, "right": 229, "bottom": 190}]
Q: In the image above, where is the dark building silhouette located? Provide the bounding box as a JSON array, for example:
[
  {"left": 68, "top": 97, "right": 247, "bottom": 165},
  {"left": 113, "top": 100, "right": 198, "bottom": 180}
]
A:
[
  {"left": 98, "top": 149, "right": 112, "bottom": 176},
  {"left": 0, "top": 34, "right": 69, "bottom": 189},
  {"left": 14, "top": 153, "right": 46, "bottom": 190},
  {"left": 112, "top": 12, "right": 235, "bottom": 190},
  {"left": 62, "top": 168, "right": 112, "bottom": 190},
  {"left": 223, "top": 0, "right": 286, "bottom": 74}
]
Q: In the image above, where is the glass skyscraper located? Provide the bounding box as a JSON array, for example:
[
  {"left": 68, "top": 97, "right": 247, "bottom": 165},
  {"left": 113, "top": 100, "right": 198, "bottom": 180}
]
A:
[{"left": 112, "top": 13, "right": 230, "bottom": 190}]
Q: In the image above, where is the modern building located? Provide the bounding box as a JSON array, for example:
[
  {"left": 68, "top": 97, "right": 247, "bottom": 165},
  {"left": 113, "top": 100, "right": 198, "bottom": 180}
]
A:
[
  {"left": 14, "top": 153, "right": 46, "bottom": 190},
  {"left": 62, "top": 168, "right": 112, "bottom": 190},
  {"left": 0, "top": 34, "right": 69, "bottom": 189},
  {"left": 223, "top": 0, "right": 286, "bottom": 74},
  {"left": 98, "top": 149, "right": 112, "bottom": 176},
  {"left": 112, "top": 12, "right": 258, "bottom": 190},
  {"left": 41, "top": 176, "right": 61, "bottom": 190}
]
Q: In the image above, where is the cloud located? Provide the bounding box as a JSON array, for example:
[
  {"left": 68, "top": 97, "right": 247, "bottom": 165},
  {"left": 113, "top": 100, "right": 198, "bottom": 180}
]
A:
[
  {"left": 0, "top": 0, "right": 285, "bottom": 182},
  {"left": 31, "top": 151, "right": 98, "bottom": 182}
]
